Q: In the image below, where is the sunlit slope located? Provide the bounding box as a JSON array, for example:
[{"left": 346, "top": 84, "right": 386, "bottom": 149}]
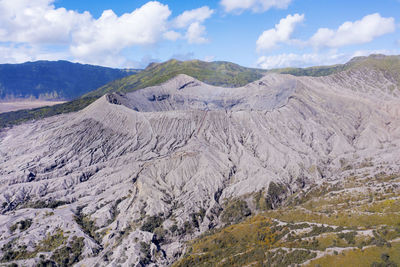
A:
[{"left": 84, "top": 59, "right": 267, "bottom": 97}]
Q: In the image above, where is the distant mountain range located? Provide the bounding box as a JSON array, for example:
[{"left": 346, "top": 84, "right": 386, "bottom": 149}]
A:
[
  {"left": 0, "top": 60, "right": 137, "bottom": 100},
  {"left": 0, "top": 54, "right": 399, "bottom": 128},
  {"left": 0, "top": 60, "right": 268, "bottom": 127}
]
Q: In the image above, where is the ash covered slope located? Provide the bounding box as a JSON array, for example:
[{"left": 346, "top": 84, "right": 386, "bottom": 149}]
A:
[{"left": 0, "top": 66, "right": 400, "bottom": 266}]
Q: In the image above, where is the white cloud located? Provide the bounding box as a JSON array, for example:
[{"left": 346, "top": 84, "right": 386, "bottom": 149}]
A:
[
  {"left": 163, "top": 30, "right": 182, "bottom": 41},
  {"left": 256, "top": 14, "right": 304, "bottom": 51},
  {"left": 0, "top": 0, "right": 214, "bottom": 67},
  {"left": 172, "top": 6, "right": 214, "bottom": 44},
  {"left": 173, "top": 6, "right": 214, "bottom": 28},
  {"left": 0, "top": 0, "right": 91, "bottom": 44},
  {"left": 310, "top": 13, "right": 396, "bottom": 48},
  {"left": 256, "top": 49, "right": 400, "bottom": 69},
  {"left": 220, "top": 0, "right": 292, "bottom": 13},
  {"left": 0, "top": 44, "right": 70, "bottom": 63},
  {"left": 70, "top": 2, "right": 171, "bottom": 62},
  {"left": 256, "top": 52, "right": 347, "bottom": 69},
  {"left": 186, "top": 22, "right": 209, "bottom": 44},
  {"left": 256, "top": 13, "right": 397, "bottom": 70},
  {"left": 0, "top": 44, "right": 40, "bottom": 63}
]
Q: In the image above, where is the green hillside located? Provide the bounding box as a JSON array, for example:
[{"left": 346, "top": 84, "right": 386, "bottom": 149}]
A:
[
  {"left": 347, "top": 54, "right": 400, "bottom": 84},
  {"left": 84, "top": 59, "right": 267, "bottom": 97},
  {"left": 271, "top": 64, "right": 347, "bottom": 77},
  {"left": 174, "top": 172, "right": 400, "bottom": 267},
  {"left": 272, "top": 54, "right": 400, "bottom": 83},
  {"left": 0, "top": 97, "right": 97, "bottom": 128}
]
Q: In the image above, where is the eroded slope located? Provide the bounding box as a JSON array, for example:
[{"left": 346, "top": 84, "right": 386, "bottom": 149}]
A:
[{"left": 0, "top": 68, "right": 399, "bottom": 266}]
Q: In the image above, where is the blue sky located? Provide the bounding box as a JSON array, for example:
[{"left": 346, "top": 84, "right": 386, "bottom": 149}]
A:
[{"left": 0, "top": 0, "right": 399, "bottom": 69}]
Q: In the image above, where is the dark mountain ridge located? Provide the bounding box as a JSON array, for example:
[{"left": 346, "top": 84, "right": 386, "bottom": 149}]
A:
[{"left": 0, "top": 60, "right": 137, "bottom": 100}]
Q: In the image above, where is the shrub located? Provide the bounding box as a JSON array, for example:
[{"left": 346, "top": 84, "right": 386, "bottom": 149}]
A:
[
  {"left": 304, "top": 225, "right": 335, "bottom": 237},
  {"left": 221, "top": 199, "right": 251, "bottom": 225},
  {"left": 73, "top": 207, "right": 102, "bottom": 245},
  {"left": 139, "top": 242, "right": 151, "bottom": 265},
  {"left": 266, "top": 249, "right": 317, "bottom": 266},
  {"left": 140, "top": 215, "right": 164, "bottom": 233},
  {"left": 39, "top": 229, "right": 67, "bottom": 251},
  {"left": 189, "top": 209, "right": 206, "bottom": 229},
  {"left": 153, "top": 227, "right": 167, "bottom": 244},
  {"left": 265, "top": 182, "right": 287, "bottom": 210},
  {"left": 36, "top": 259, "right": 57, "bottom": 267},
  {"left": 9, "top": 219, "right": 32, "bottom": 233},
  {"left": 371, "top": 253, "right": 398, "bottom": 267},
  {"left": 337, "top": 231, "right": 357, "bottom": 245},
  {"left": 50, "top": 236, "right": 85, "bottom": 267},
  {"left": 169, "top": 224, "right": 178, "bottom": 234},
  {"left": 23, "top": 200, "right": 69, "bottom": 209}
]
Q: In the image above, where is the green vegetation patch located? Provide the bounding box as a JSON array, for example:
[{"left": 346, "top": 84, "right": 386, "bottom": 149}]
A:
[
  {"left": 173, "top": 215, "right": 279, "bottom": 267},
  {"left": 85, "top": 59, "right": 267, "bottom": 98},
  {"left": 140, "top": 215, "right": 164, "bottom": 233},
  {"left": 50, "top": 236, "right": 85, "bottom": 267},
  {"left": 1, "top": 229, "right": 67, "bottom": 262},
  {"left": 306, "top": 242, "right": 400, "bottom": 267},
  {"left": 21, "top": 200, "right": 70, "bottom": 210},
  {"left": 74, "top": 206, "right": 103, "bottom": 244},
  {"left": 264, "top": 206, "right": 400, "bottom": 228},
  {"left": 0, "top": 97, "right": 97, "bottom": 128},
  {"left": 174, "top": 169, "right": 400, "bottom": 267},
  {"left": 9, "top": 219, "right": 32, "bottom": 233},
  {"left": 221, "top": 199, "right": 251, "bottom": 225},
  {"left": 272, "top": 64, "right": 347, "bottom": 77},
  {"left": 266, "top": 248, "right": 317, "bottom": 266}
]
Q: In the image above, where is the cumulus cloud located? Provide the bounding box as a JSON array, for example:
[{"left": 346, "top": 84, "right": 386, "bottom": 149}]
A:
[
  {"left": 163, "top": 31, "right": 182, "bottom": 41},
  {"left": 70, "top": 2, "right": 171, "bottom": 62},
  {"left": 186, "top": 22, "right": 209, "bottom": 44},
  {"left": 256, "top": 13, "right": 304, "bottom": 51},
  {"left": 173, "top": 6, "right": 214, "bottom": 28},
  {"left": 171, "top": 6, "right": 214, "bottom": 44},
  {"left": 0, "top": 0, "right": 214, "bottom": 66},
  {"left": 0, "top": 0, "right": 90, "bottom": 44},
  {"left": 310, "top": 13, "right": 395, "bottom": 48},
  {"left": 220, "top": 0, "right": 292, "bottom": 13},
  {"left": 256, "top": 13, "right": 397, "bottom": 69}
]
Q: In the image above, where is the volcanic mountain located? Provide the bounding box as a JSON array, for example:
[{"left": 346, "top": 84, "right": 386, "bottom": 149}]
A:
[{"left": 0, "top": 55, "right": 400, "bottom": 266}]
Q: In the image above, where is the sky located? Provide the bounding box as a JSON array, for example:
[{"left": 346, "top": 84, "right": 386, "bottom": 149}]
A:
[{"left": 0, "top": 0, "right": 399, "bottom": 69}]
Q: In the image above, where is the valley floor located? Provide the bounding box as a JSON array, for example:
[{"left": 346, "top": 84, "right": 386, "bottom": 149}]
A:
[{"left": 0, "top": 101, "right": 65, "bottom": 114}]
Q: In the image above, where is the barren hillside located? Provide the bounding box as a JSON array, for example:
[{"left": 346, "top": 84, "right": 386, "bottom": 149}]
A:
[{"left": 0, "top": 59, "right": 400, "bottom": 266}]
